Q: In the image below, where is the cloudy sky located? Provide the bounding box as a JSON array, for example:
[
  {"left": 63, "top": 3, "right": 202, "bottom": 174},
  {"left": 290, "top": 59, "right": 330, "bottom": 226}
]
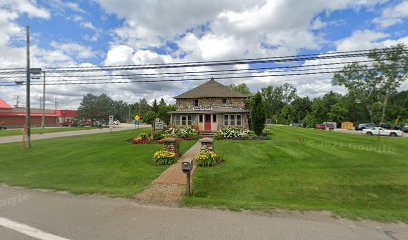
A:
[{"left": 0, "top": 0, "right": 407, "bottom": 109}]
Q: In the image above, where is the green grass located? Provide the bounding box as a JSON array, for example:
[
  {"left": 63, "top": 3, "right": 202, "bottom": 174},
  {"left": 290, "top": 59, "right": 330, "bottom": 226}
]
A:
[
  {"left": 0, "top": 127, "right": 99, "bottom": 137},
  {"left": 183, "top": 126, "right": 408, "bottom": 222},
  {"left": 0, "top": 129, "right": 197, "bottom": 197}
]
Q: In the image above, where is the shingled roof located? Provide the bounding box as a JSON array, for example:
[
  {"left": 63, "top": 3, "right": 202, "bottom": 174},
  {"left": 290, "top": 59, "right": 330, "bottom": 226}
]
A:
[{"left": 174, "top": 78, "right": 248, "bottom": 99}]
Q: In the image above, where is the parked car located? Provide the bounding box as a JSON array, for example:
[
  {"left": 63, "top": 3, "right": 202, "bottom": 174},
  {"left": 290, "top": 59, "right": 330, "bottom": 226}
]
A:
[
  {"left": 403, "top": 124, "right": 408, "bottom": 133},
  {"left": 316, "top": 122, "right": 334, "bottom": 130},
  {"left": 290, "top": 123, "right": 304, "bottom": 127},
  {"left": 355, "top": 123, "right": 377, "bottom": 131},
  {"left": 0, "top": 121, "right": 6, "bottom": 130},
  {"left": 362, "top": 127, "right": 402, "bottom": 137},
  {"left": 60, "top": 120, "right": 74, "bottom": 127}
]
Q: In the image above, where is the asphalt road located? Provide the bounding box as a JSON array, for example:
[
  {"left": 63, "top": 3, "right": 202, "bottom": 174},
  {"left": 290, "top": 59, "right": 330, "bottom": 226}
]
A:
[
  {"left": 0, "top": 124, "right": 150, "bottom": 144},
  {"left": 0, "top": 185, "right": 407, "bottom": 240}
]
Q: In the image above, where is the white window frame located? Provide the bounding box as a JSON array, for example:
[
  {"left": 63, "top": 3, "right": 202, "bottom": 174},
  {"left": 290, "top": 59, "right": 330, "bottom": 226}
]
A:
[
  {"left": 175, "top": 115, "right": 193, "bottom": 126},
  {"left": 223, "top": 114, "right": 242, "bottom": 126}
]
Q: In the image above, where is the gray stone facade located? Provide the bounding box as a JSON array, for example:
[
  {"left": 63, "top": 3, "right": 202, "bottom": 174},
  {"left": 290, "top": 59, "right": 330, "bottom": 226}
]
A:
[{"left": 176, "top": 97, "right": 246, "bottom": 110}]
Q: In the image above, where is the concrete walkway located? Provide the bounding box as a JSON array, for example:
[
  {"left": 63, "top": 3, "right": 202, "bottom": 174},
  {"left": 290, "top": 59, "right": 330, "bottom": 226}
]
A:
[
  {"left": 134, "top": 141, "right": 201, "bottom": 206},
  {"left": 0, "top": 124, "right": 150, "bottom": 144},
  {"left": 154, "top": 141, "right": 201, "bottom": 185}
]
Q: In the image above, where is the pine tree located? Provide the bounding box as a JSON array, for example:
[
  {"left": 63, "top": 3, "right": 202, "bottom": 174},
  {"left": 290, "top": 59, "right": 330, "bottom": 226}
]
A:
[
  {"left": 152, "top": 99, "right": 159, "bottom": 113},
  {"left": 251, "top": 92, "right": 266, "bottom": 136}
]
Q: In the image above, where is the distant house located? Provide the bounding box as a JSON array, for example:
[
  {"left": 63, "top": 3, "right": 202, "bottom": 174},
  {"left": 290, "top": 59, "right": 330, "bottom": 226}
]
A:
[{"left": 169, "top": 78, "right": 250, "bottom": 132}]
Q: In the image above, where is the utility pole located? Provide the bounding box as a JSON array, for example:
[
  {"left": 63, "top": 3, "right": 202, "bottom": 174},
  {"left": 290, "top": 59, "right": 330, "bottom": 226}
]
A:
[
  {"left": 54, "top": 96, "right": 57, "bottom": 110},
  {"left": 25, "top": 25, "right": 31, "bottom": 149},
  {"left": 128, "top": 104, "right": 131, "bottom": 123},
  {"left": 16, "top": 96, "right": 19, "bottom": 108},
  {"left": 41, "top": 71, "right": 46, "bottom": 129}
]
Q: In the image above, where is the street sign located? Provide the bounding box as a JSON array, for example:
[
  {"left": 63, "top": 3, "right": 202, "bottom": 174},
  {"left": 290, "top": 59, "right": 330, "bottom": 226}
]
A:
[{"left": 135, "top": 115, "right": 140, "bottom": 121}]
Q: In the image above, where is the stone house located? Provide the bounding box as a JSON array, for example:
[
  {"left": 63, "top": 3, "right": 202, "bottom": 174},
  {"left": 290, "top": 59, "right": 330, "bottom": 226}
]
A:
[{"left": 169, "top": 78, "right": 250, "bottom": 132}]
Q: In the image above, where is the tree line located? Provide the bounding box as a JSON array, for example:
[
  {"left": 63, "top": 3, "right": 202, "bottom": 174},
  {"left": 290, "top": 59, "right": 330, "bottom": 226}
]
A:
[
  {"left": 77, "top": 93, "right": 175, "bottom": 124},
  {"left": 231, "top": 44, "right": 408, "bottom": 127}
]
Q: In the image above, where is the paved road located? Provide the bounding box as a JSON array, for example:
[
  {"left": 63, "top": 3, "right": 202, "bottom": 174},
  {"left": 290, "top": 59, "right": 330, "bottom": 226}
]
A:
[
  {"left": 0, "top": 124, "right": 150, "bottom": 144},
  {"left": 0, "top": 186, "right": 406, "bottom": 240}
]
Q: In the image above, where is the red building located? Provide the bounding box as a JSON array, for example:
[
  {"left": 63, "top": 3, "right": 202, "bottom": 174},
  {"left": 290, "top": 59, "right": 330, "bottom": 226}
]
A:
[{"left": 0, "top": 98, "right": 77, "bottom": 128}]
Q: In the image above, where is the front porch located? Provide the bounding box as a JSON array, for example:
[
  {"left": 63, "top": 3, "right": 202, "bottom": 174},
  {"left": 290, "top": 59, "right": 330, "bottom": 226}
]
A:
[{"left": 169, "top": 110, "right": 249, "bottom": 132}]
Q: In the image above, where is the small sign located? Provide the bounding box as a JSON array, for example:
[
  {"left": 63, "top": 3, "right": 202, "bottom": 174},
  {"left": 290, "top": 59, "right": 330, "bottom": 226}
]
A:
[
  {"left": 109, "top": 115, "right": 114, "bottom": 125},
  {"left": 154, "top": 120, "right": 164, "bottom": 130},
  {"left": 193, "top": 107, "right": 212, "bottom": 111},
  {"left": 135, "top": 115, "right": 140, "bottom": 120},
  {"left": 135, "top": 120, "right": 140, "bottom": 125}
]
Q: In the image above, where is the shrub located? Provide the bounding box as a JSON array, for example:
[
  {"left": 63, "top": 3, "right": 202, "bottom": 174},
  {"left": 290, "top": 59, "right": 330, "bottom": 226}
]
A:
[
  {"left": 137, "top": 133, "right": 149, "bottom": 140},
  {"left": 152, "top": 150, "right": 176, "bottom": 165},
  {"left": 162, "top": 127, "right": 198, "bottom": 139},
  {"left": 251, "top": 92, "right": 266, "bottom": 135},
  {"left": 194, "top": 151, "right": 223, "bottom": 167},
  {"left": 214, "top": 127, "right": 254, "bottom": 139},
  {"left": 262, "top": 128, "right": 274, "bottom": 136}
]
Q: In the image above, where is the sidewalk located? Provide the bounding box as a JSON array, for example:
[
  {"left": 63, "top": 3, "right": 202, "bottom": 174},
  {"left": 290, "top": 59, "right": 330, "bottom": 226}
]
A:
[
  {"left": 154, "top": 141, "right": 201, "bottom": 185},
  {"left": 134, "top": 141, "right": 201, "bottom": 206}
]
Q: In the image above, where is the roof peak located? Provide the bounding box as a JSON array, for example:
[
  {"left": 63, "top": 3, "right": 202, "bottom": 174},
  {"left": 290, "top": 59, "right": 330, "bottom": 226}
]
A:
[{"left": 174, "top": 78, "right": 247, "bottom": 99}]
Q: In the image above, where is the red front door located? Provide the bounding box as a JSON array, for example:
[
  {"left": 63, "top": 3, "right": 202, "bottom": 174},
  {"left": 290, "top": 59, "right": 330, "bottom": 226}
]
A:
[{"left": 205, "top": 114, "right": 211, "bottom": 131}]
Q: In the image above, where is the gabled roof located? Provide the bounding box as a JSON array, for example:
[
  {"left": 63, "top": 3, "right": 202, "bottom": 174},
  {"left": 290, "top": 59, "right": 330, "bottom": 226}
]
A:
[
  {"left": 174, "top": 78, "right": 248, "bottom": 99},
  {"left": 0, "top": 98, "right": 12, "bottom": 109}
]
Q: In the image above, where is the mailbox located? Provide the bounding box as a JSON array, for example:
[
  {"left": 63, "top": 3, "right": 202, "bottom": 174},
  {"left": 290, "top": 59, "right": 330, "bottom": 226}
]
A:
[{"left": 182, "top": 159, "right": 193, "bottom": 173}]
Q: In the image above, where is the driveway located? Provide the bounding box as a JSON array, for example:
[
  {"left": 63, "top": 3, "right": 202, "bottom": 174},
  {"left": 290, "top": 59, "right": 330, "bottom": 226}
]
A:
[
  {"left": 0, "top": 123, "right": 150, "bottom": 144},
  {"left": 0, "top": 185, "right": 407, "bottom": 240}
]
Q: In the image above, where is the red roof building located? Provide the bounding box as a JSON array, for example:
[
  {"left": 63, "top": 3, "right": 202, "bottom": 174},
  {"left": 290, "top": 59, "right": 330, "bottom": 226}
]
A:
[{"left": 0, "top": 98, "right": 77, "bottom": 127}]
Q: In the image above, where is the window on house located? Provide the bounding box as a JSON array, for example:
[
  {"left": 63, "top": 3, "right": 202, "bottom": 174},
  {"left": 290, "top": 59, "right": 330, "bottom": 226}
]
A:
[
  {"left": 230, "top": 114, "right": 235, "bottom": 126},
  {"left": 175, "top": 115, "right": 192, "bottom": 126},
  {"left": 213, "top": 114, "right": 216, "bottom": 123},
  {"left": 236, "top": 114, "right": 242, "bottom": 126},
  {"left": 194, "top": 99, "right": 199, "bottom": 107},
  {"left": 224, "top": 115, "right": 229, "bottom": 126},
  {"left": 199, "top": 114, "right": 203, "bottom": 123},
  {"left": 222, "top": 98, "right": 227, "bottom": 105},
  {"left": 223, "top": 114, "right": 242, "bottom": 126}
]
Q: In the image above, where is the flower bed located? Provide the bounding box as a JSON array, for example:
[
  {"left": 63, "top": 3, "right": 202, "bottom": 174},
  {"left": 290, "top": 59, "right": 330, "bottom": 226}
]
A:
[
  {"left": 194, "top": 151, "right": 223, "bottom": 167},
  {"left": 162, "top": 126, "right": 198, "bottom": 139},
  {"left": 214, "top": 127, "right": 273, "bottom": 140},
  {"left": 126, "top": 133, "right": 164, "bottom": 144},
  {"left": 152, "top": 150, "right": 176, "bottom": 165}
]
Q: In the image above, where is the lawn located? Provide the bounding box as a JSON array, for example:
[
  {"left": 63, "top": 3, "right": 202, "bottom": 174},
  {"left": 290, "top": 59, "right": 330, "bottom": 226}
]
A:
[
  {"left": 0, "top": 127, "right": 99, "bottom": 137},
  {"left": 183, "top": 126, "right": 408, "bottom": 222},
  {"left": 0, "top": 129, "right": 196, "bottom": 197}
]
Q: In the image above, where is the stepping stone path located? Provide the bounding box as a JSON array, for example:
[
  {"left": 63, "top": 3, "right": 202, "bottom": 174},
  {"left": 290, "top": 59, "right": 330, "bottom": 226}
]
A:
[{"left": 134, "top": 141, "right": 201, "bottom": 206}]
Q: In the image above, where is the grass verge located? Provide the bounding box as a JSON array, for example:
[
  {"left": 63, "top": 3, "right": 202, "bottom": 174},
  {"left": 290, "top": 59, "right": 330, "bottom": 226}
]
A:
[
  {"left": 183, "top": 126, "right": 408, "bottom": 222},
  {"left": 0, "top": 128, "right": 196, "bottom": 197}
]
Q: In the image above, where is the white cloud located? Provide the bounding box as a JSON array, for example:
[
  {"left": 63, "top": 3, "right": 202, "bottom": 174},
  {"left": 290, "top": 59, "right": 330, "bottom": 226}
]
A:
[
  {"left": 336, "top": 30, "right": 389, "bottom": 51},
  {"left": 0, "top": 0, "right": 50, "bottom": 19},
  {"left": 373, "top": 0, "right": 408, "bottom": 28},
  {"left": 50, "top": 41, "right": 97, "bottom": 59}
]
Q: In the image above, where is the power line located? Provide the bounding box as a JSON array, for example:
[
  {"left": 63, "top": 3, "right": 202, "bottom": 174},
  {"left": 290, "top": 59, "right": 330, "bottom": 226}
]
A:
[
  {"left": 0, "top": 65, "right": 397, "bottom": 86},
  {"left": 44, "top": 46, "right": 407, "bottom": 70}
]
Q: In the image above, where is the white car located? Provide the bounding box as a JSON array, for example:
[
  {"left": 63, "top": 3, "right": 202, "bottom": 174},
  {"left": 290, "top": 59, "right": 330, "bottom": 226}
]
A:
[{"left": 362, "top": 127, "right": 402, "bottom": 137}]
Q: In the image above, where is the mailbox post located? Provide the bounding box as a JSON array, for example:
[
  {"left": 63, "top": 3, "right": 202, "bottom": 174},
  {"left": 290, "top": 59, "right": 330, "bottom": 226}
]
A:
[{"left": 182, "top": 159, "right": 193, "bottom": 195}]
